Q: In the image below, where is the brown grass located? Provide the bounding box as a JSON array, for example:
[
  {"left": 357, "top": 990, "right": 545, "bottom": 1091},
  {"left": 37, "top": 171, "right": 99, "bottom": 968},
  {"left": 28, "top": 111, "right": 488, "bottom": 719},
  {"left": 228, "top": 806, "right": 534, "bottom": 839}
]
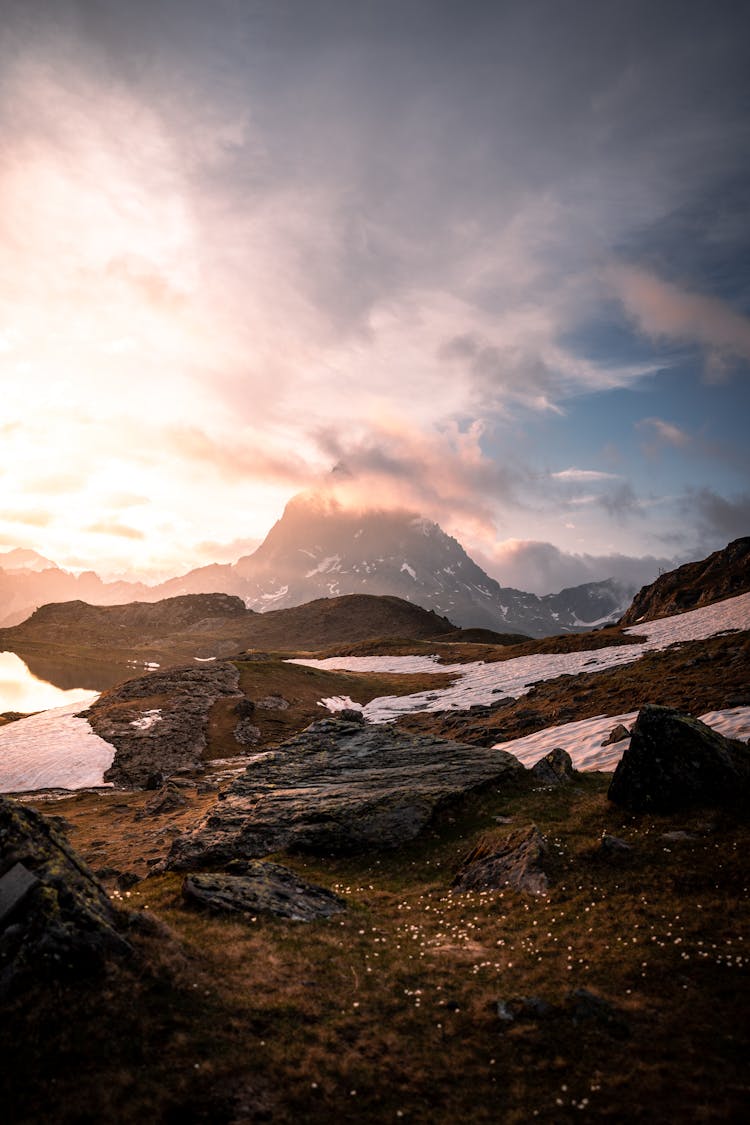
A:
[{"left": 10, "top": 774, "right": 750, "bottom": 1124}]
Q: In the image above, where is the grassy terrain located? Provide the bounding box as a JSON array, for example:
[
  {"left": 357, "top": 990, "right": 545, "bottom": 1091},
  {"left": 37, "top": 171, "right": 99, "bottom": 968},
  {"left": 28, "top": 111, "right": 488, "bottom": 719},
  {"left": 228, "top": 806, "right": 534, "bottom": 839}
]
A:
[{"left": 5, "top": 775, "right": 748, "bottom": 1123}]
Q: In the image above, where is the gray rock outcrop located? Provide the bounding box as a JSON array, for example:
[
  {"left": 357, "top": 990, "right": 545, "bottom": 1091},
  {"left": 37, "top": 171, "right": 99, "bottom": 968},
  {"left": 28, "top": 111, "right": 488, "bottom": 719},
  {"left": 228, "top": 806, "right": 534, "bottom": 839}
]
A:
[
  {"left": 608, "top": 704, "right": 750, "bottom": 812},
  {"left": 84, "top": 662, "right": 241, "bottom": 788},
  {"left": 182, "top": 863, "right": 346, "bottom": 921},
  {"left": 0, "top": 797, "right": 131, "bottom": 995},
  {"left": 165, "top": 716, "right": 525, "bottom": 870},
  {"left": 451, "top": 824, "right": 551, "bottom": 896}
]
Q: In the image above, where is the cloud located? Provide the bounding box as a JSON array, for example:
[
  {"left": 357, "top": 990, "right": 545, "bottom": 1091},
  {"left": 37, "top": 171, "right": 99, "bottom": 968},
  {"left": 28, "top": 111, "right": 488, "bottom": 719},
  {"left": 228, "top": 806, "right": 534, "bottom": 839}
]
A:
[
  {"left": 636, "top": 417, "right": 690, "bottom": 447},
  {"left": 312, "top": 418, "right": 519, "bottom": 535},
  {"left": 165, "top": 426, "right": 313, "bottom": 486},
  {"left": 87, "top": 521, "right": 145, "bottom": 540},
  {"left": 476, "top": 538, "right": 672, "bottom": 595},
  {"left": 680, "top": 488, "right": 750, "bottom": 544},
  {"left": 551, "top": 468, "right": 621, "bottom": 481},
  {"left": 611, "top": 266, "right": 750, "bottom": 377},
  {"left": 0, "top": 510, "right": 53, "bottom": 528}
]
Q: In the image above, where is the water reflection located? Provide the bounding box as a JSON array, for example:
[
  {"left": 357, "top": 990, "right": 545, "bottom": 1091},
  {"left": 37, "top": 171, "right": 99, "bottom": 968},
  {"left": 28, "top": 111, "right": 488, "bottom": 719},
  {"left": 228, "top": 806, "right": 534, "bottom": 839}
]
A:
[{"left": 0, "top": 650, "right": 132, "bottom": 714}]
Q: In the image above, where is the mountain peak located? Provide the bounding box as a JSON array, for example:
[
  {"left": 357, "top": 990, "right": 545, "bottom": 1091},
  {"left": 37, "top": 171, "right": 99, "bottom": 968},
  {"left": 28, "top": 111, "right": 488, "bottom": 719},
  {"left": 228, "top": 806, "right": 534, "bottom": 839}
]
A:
[{"left": 0, "top": 548, "right": 58, "bottom": 573}]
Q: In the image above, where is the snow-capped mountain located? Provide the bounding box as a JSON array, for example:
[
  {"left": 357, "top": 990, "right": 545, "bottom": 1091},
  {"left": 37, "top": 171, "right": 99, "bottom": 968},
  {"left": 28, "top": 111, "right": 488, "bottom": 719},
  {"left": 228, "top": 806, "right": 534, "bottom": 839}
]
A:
[{"left": 156, "top": 494, "right": 634, "bottom": 637}]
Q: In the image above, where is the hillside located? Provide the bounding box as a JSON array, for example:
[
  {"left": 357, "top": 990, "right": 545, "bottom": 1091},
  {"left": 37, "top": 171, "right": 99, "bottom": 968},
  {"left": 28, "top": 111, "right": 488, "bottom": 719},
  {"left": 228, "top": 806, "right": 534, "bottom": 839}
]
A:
[
  {"left": 0, "top": 592, "right": 460, "bottom": 670},
  {"left": 619, "top": 536, "right": 750, "bottom": 625}
]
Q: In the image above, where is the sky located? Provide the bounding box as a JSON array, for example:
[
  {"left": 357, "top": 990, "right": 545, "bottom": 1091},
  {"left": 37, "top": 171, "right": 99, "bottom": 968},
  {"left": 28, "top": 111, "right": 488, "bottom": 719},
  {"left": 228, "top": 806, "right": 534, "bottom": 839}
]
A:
[{"left": 1, "top": 0, "right": 748, "bottom": 592}]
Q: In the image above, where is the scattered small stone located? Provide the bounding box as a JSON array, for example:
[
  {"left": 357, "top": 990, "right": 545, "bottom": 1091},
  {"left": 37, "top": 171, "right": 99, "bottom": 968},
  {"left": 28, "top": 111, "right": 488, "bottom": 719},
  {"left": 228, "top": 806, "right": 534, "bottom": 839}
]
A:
[
  {"left": 602, "top": 723, "right": 631, "bottom": 746},
  {"left": 233, "top": 697, "right": 256, "bottom": 719},
  {"left": 256, "top": 695, "right": 290, "bottom": 711},
  {"left": 596, "top": 834, "right": 633, "bottom": 860},
  {"left": 116, "top": 872, "right": 140, "bottom": 890},
  {"left": 497, "top": 996, "right": 556, "bottom": 1023},
  {"left": 339, "top": 708, "right": 365, "bottom": 724},
  {"left": 564, "top": 988, "right": 630, "bottom": 1038},
  {"left": 137, "top": 782, "right": 189, "bottom": 818},
  {"left": 234, "top": 720, "right": 262, "bottom": 746}
]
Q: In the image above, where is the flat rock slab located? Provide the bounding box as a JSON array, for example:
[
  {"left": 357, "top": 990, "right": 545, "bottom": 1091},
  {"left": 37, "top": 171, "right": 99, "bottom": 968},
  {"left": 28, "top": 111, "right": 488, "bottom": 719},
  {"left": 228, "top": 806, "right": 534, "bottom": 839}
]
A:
[
  {"left": 166, "top": 716, "right": 525, "bottom": 869},
  {"left": 84, "top": 663, "right": 241, "bottom": 788},
  {"left": 608, "top": 704, "right": 750, "bottom": 812},
  {"left": 182, "top": 864, "right": 346, "bottom": 922},
  {"left": 452, "top": 824, "right": 551, "bottom": 896}
]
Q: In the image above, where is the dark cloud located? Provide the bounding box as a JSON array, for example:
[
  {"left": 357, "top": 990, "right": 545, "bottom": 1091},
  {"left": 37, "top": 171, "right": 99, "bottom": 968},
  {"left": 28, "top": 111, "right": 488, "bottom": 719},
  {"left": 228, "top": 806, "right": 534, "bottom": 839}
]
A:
[
  {"left": 682, "top": 488, "right": 750, "bottom": 544},
  {"left": 476, "top": 539, "right": 672, "bottom": 596}
]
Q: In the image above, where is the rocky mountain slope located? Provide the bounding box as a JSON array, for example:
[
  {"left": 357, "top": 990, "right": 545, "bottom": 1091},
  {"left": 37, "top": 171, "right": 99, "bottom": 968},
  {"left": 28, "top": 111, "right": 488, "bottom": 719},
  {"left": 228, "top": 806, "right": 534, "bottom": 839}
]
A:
[
  {"left": 156, "top": 494, "right": 634, "bottom": 637},
  {"left": 619, "top": 536, "right": 750, "bottom": 625}
]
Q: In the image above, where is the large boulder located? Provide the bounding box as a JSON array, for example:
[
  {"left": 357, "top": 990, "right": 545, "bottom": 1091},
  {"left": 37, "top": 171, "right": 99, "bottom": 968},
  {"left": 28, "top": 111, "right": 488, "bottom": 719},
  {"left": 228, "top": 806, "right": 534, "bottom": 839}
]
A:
[
  {"left": 608, "top": 704, "right": 750, "bottom": 812},
  {"left": 84, "top": 662, "right": 241, "bottom": 788},
  {"left": 0, "top": 797, "right": 131, "bottom": 996},
  {"left": 165, "top": 715, "right": 525, "bottom": 870}
]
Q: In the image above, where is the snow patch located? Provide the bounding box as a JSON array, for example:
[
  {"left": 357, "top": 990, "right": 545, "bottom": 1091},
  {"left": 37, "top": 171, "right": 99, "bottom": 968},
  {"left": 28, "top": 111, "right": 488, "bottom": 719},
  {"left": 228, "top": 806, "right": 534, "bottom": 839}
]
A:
[
  {"left": 130, "top": 708, "right": 162, "bottom": 731},
  {"left": 401, "top": 562, "right": 417, "bottom": 580},
  {"left": 0, "top": 695, "right": 116, "bottom": 792},
  {"left": 305, "top": 555, "right": 341, "bottom": 578}
]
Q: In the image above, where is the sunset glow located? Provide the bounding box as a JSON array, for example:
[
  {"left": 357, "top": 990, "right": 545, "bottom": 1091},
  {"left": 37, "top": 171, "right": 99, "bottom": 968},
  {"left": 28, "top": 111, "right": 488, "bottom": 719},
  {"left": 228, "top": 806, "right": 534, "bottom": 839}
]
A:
[{"left": 1, "top": 2, "right": 748, "bottom": 589}]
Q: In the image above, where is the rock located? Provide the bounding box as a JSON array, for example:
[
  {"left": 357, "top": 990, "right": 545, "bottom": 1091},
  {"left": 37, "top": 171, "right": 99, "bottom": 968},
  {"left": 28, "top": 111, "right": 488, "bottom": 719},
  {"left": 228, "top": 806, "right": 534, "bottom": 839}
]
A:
[
  {"left": 339, "top": 708, "right": 365, "bottom": 724},
  {"left": 234, "top": 720, "right": 262, "bottom": 746},
  {"left": 596, "top": 834, "right": 633, "bottom": 860},
  {"left": 564, "top": 988, "right": 629, "bottom": 1037},
  {"left": 0, "top": 796, "right": 131, "bottom": 996},
  {"left": 85, "top": 662, "right": 242, "bottom": 788},
  {"left": 233, "top": 697, "right": 256, "bottom": 719},
  {"left": 182, "top": 863, "right": 346, "bottom": 922},
  {"left": 530, "top": 747, "right": 575, "bottom": 786},
  {"left": 608, "top": 704, "right": 750, "bottom": 812},
  {"left": 495, "top": 989, "right": 628, "bottom": 1037},
  {"left": 164, "top": 716, "right": 525, "bottom": 870},
  {"left": 497, "top": 996, "right": 556, "bottom": 1022},
  {"left": 452, "top": 825, "right": 551, "bottom": 896},
  {"left": 256, "top": 695, "right": 289, "bottom": 711},
  {"left": 136, "top": 782, "right": 189, "bottom": 818},
  {"left": 602, "top": 723, "right": 631, "bottom": 747}
]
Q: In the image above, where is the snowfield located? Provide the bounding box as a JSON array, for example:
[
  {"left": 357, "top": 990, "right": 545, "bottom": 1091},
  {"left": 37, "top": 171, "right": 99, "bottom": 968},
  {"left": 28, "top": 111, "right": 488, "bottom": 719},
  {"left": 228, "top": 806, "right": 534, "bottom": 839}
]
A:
[
  {"left": 0, "top": 695, "right": 115, "bottom": 792},
  {"left": 295, "top": 591, "right": 750, "bottom": 724}
]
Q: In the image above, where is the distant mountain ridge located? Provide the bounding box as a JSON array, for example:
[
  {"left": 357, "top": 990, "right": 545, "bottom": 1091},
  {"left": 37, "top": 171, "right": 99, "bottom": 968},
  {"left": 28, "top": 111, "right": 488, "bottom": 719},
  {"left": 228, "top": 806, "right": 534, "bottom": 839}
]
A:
[{"left": 0, "top": 494, "right": 635, "bottom": 637}]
